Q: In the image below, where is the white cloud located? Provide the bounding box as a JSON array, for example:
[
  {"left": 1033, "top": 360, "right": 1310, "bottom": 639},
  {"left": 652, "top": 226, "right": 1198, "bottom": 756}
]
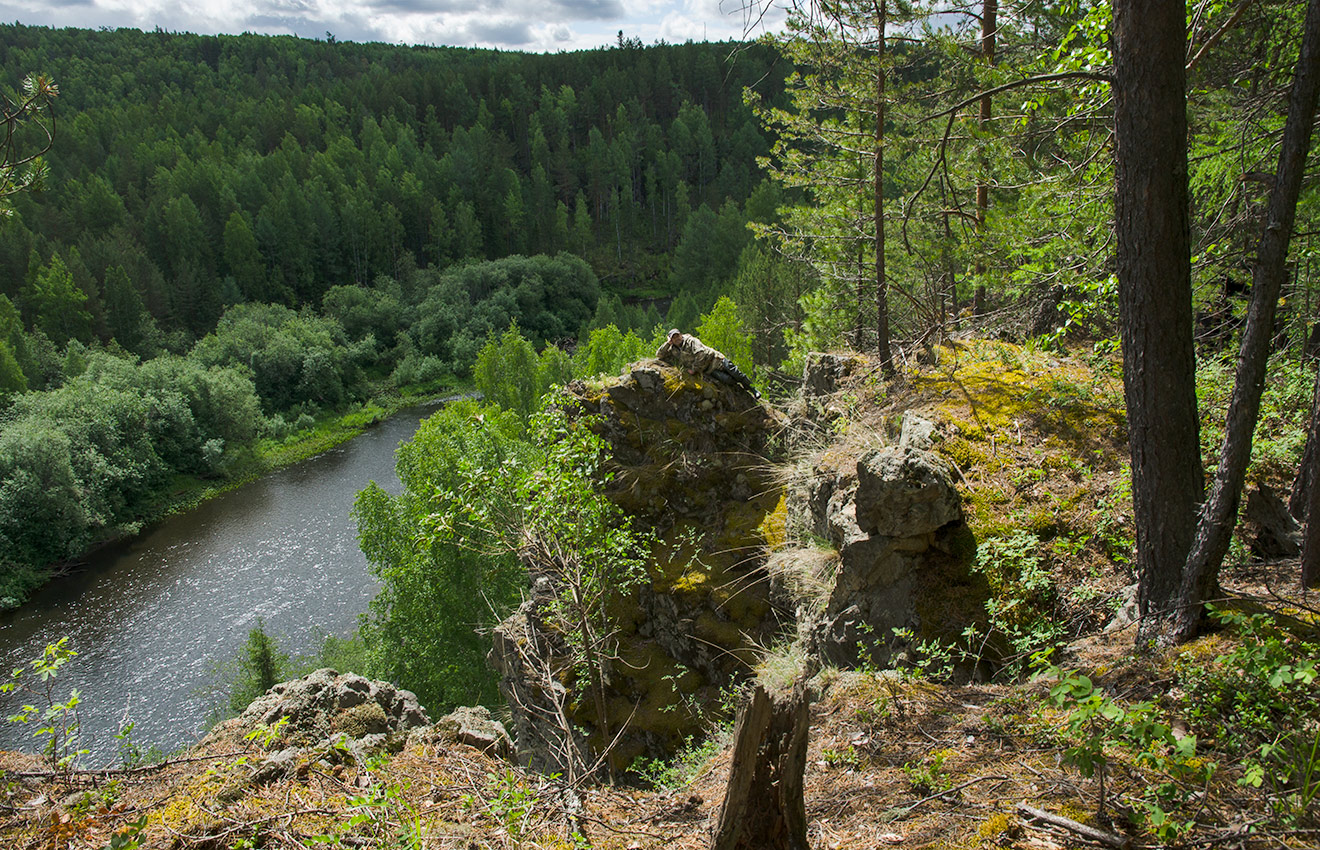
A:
[{"left": 0, "top": 0, "right": 785, "bottom": 50}]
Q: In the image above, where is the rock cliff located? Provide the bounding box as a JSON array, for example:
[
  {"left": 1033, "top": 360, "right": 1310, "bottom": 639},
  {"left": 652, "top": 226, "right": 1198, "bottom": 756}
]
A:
[
  {"left": 489, "top": 361, "right": 785, "bottom": 775},
  {"left": 488, "top": 357, "right": 986, "bottom": 775}
]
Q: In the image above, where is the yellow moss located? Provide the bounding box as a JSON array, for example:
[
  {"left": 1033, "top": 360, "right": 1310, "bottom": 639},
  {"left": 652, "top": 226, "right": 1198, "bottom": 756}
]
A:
[
  {"left": 918, "top": 342, "right": 1123, "bottom": 453},
  {"left": 941, "top": 435, "right": 987, "bottom": 470},
  {"left": 757, "top": 494, "right": 789, "bottom": 551},
  {"left": 153, "top": 774, "right": 229, "bottom": 832},
  {"left": 1058, "top": 801, "right": 1093, "bottom": 824},
  {"left": 932, "top": 810, "right": 1017, "bottom": 850},
  {"left": 973, "top": 811, "right": 1015, "bottom": 844},
  {"left": 648, "top": 527, "right": 707, "bottom": 592}
]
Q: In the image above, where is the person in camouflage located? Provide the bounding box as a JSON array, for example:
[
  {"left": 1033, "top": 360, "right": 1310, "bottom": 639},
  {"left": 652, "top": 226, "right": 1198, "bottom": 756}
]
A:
[{"left": 657, "top": 329, "right": 759, "bottom": 398}]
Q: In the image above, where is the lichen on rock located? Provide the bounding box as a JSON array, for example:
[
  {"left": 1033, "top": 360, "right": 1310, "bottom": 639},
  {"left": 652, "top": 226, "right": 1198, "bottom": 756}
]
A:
[{"left": 490, "top": 360, "right": 786, "bottom": 775}]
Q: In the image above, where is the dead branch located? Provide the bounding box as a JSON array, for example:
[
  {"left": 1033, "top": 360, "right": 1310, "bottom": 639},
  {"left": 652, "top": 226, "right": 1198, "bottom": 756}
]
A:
[{"left": 1017, "top": 803, "right": 1132, "bottom": 849}]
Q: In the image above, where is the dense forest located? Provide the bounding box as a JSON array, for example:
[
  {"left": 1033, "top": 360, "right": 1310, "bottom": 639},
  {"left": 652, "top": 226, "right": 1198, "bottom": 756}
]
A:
[
  {"left": 0, "top": 26, "right": 795, "bottom": 604},
  {"left": 0, "top": 25, "right": 786, "bottom": 337}
]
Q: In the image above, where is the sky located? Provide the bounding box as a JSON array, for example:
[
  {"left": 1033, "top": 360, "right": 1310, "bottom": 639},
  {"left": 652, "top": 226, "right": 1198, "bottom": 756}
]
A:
[{"left": 0, "top": 0, "right": 788, "bottom": 53}]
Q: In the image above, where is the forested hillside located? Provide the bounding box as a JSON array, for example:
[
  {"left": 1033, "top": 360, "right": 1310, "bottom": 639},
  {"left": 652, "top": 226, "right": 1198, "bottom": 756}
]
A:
[
  {"left": 0, "top": 26, "right": 794, "bottom": 605},
  {"left": 0, "top": 25, "right": 783, "bottom": 349}
]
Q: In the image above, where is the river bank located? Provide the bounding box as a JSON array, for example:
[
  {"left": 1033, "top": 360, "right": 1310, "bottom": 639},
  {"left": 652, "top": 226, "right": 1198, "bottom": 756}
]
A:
[
  {"left": 0, "top": 397, "right": 455, "bottom": 761},
  {"left": 4, "top": 382, "right": 470, "bottom": 612}
]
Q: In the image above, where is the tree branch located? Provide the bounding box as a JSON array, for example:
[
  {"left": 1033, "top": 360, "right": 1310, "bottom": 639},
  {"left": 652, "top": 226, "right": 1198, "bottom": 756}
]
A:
[{"left": 923, "top": 71, "right": 1113, "bottom": 122}]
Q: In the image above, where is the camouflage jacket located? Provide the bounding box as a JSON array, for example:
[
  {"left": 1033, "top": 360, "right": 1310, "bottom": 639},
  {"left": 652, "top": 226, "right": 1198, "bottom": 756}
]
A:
[{"left": 656, "top": 334, "right": 724, "bottom": 374}]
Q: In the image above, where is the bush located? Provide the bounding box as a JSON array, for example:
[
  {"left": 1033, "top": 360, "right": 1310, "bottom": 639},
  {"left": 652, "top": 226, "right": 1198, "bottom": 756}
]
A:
[
  {"left": 473, "top": 323, "right": 540, "bottom": 422},
  {"left": 973, "top": 531, "right": 1065, "bottom": 667},
  {"left": 390, "top": 352, "right": 449, "bottom": 390},
  {"left": 354, "top": 400, "right": 531, "bottom": 711},
  {"left": 574, "top": 324, "right": 650, "bottom": 378}
]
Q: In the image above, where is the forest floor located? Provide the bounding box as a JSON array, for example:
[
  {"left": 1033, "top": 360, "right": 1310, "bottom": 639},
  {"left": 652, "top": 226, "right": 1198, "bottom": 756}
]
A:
[{"left": 2, "top": 341, "right": 1316, "bottom": 849}]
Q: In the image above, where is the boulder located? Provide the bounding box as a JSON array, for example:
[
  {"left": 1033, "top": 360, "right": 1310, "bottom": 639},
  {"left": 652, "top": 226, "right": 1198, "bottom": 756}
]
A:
[
  {"left": 803, "top": 352, "right": 865, "bottom": 399},
  {"left": 435, "top": 706, "right": 515, "bottom": 760},
  {"left": 854, "top": 447, "right": 962, "bottom": 537},
  {"left": 899, "top": 413, "right": 937, "bottom": 451},
  {"left": 1243, "top": 483, "right": 1303, "bottom": 559},
  {"left": 234, "top": 669, "right": 429, "bottom": 745},
  {"left": 785, "top": 440, "right": 983, "bottom": 672}
]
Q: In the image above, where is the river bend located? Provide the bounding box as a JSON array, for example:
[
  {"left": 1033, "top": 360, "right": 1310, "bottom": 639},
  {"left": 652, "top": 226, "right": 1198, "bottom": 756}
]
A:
[{"left": 0, "top": 402, "right": 441, "bottom": 764}]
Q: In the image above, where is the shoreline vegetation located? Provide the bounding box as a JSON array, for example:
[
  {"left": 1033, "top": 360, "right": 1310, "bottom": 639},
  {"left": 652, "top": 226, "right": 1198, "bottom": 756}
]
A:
[{"left": 11, "top": 380, "right": 468, "bottom": 611}]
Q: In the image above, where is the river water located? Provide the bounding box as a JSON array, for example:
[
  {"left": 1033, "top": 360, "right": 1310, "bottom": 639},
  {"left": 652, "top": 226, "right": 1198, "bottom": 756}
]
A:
[{"left": 0, "top": 401, "right": 443, "bottom": 765}]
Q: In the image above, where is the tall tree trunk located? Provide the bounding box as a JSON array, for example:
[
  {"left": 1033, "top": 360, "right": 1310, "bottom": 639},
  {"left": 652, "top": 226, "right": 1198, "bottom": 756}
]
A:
[
  {"left": 1113, "top": 0, "right": 1205, "bottom": 645},
  {"left": 1302, "top": 364, "right": 1320, "bottom": 587},
  {"left": 1171, "top": 0, "right": 1320, "bottom": 640},
  {"left": 972, "top": 0, "right": 997, "bottom": 316},
  {"left": 710, "top": 684, "right": 810, "bottom": 850},
  {"left": 1293, "top": 390, "right": 1319, "bottom": 521},
  {"left": 875, "top": 0, "right": 893, "bottom": 374},
  {"left": 943, "top": 210, "right": 958, "bottom": 333}
]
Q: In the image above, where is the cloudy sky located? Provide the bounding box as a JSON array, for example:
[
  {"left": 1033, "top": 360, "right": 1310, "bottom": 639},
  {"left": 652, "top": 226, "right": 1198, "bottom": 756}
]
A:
[{"left": 0, "top": 0, "right": 787, "bottom": 53}]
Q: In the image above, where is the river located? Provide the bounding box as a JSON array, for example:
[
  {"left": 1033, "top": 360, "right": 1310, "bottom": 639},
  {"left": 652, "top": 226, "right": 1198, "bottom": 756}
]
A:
[{"left": 0, "top": 401, "right": 444, "bottom": 765}]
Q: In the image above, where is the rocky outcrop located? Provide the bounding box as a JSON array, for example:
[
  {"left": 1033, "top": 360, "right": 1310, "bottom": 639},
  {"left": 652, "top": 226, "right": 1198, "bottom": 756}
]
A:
[
  {"left": 786, "top": 414, "right": 985, "bottom": 671},
  {"left": 803, "top": 352, "right": 867, "bottom": 400},
  {"left": 206, "top": 669, "right": 430, "bottom": 786},
  {"left": 233, "top": 668, "right": 429, "bottom": 744},
  {"left": 490, "top": 361, "right": 786, "bottom": 775},
  {"left": 488, "top": 360, "right": 985, "bottom": 775},
  {"left": 428, "top": 705, "right": 515, "bottom": 760}
]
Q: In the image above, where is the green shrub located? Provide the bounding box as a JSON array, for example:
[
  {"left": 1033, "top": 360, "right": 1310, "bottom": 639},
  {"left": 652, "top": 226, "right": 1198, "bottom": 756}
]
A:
[{"left": 973, "top": 531, "right": 1064, "bottom": 668}]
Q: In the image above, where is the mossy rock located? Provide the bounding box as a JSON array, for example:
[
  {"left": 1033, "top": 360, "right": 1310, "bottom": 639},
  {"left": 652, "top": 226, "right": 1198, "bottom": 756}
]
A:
[{"left": 331, "top": 702, "right": 389, "bottom": 738}]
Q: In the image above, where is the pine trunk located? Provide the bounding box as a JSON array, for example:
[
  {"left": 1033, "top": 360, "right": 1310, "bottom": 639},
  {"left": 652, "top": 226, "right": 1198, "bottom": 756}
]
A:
[
  {"left": 1171, "top": 0, "right": 1320, "bottom": 638},
  {"left": 1302, "top": 365, "right": 1320, "bottom": 587},
  {"left": 1113, "top": 0, "right": 1204, "bottom": 644}
]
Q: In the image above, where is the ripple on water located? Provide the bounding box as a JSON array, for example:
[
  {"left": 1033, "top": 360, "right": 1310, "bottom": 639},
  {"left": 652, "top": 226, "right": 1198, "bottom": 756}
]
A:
[{"left": 0, "top": 403, "right": 438, "bottom": 764}]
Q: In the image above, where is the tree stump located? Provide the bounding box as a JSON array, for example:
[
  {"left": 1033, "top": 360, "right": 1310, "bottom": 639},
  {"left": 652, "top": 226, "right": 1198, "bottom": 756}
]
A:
[{"left": 710, "top": 683, "right": 810, "bottom": 850}]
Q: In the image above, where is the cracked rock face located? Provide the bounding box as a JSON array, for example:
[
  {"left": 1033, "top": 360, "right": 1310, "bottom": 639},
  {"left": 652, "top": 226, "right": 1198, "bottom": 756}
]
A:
[
  {"left": 854, "top": 447, "right": 962, "bottom": 538},
  {"left": 786, "top": 432, "right": 983, "bottom": 673},
  {"left": 234, "top": 669, "right": 429, "bottom": 744}
]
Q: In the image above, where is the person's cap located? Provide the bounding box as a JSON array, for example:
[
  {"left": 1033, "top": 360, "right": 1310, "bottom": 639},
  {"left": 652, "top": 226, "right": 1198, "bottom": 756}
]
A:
[{"left": 667, "top": 328, "right": 681, "bottom": 338}]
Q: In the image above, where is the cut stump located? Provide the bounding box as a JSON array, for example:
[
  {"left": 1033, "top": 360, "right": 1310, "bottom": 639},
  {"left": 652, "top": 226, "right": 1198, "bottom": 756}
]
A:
[{"left": 710, "top": 683, "right": 810, "bottom": 850}]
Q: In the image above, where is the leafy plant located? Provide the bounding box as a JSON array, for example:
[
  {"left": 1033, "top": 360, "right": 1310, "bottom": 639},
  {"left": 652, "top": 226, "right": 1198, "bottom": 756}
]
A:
[
  {"left": 973, "top": 531, "right": 1065, "bottom": 668},
  {"left": 426, "top": 396, "right": 651, "bottom": 770},
  {"left": 463, "top": 769, "right": 538, "bottom": 841},
  {"left": 103, "top": 815, "right": 148, "bottom": 850},
  {"left": 1, "top": 636, "right": 89, "bottom": 771},
  {"left": 902, "top": 748, "right": 954, "bottom": 795},
  {"left": 633, "top": 733, "right": 724, "bottom": 789},
  {"left": 311, "top": 754, "right": 427, "bottom": 848},
  {"left": 823, "top": 745, "right": 862, "bottom": 770},
  {"left": 1177, "top": 608, "right": 1319, "bottom": 754},
  {"left": 113, "top": 721, "right": 164, "bottom": 770},
  {"left": 1176, "top": 607, "right": 1320, "bottom": 827},
  {"left": 1035, "top": 652, "right": 1214, "bottom": 840}
]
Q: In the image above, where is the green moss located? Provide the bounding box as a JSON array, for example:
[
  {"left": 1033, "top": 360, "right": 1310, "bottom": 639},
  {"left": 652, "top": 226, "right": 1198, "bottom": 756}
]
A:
[{"left": 332, "top": 702, "right": 389, "bottom": 738}]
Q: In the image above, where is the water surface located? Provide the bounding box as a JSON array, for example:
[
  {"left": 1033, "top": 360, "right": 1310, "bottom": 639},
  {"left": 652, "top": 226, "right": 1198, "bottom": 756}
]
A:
[{"left": 0, "top": 402, "right": 442, "bottom": 764}]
